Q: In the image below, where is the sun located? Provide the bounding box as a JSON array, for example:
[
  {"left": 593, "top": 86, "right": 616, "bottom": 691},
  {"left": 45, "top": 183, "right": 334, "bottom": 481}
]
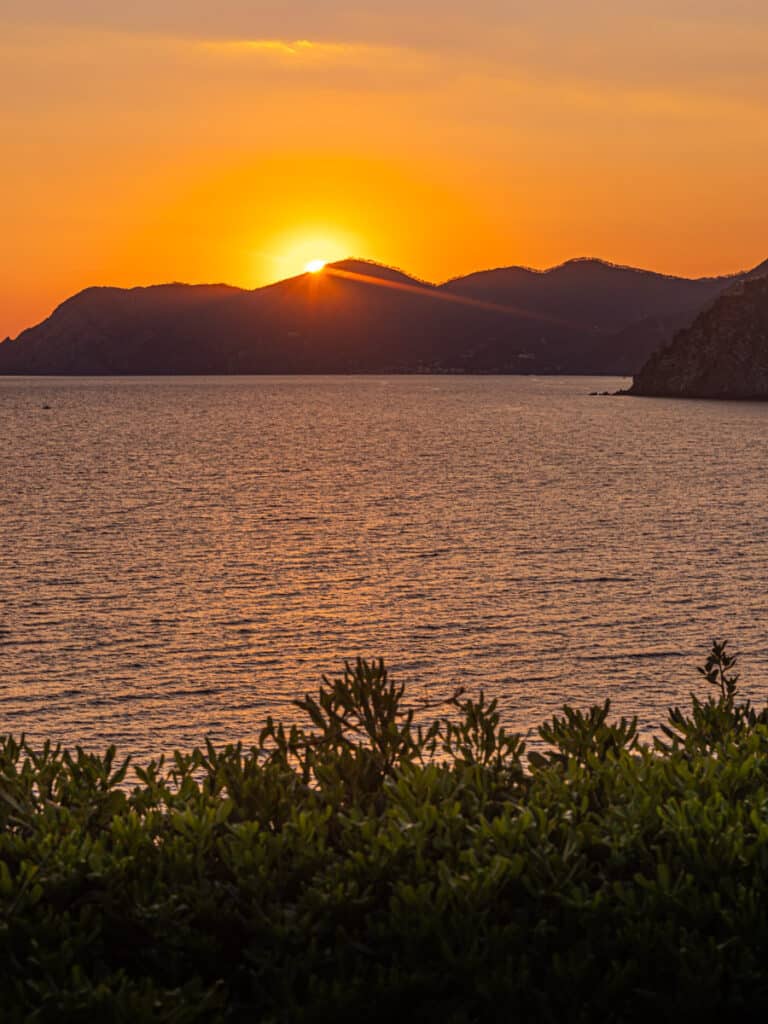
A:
[{"left": 304, "top": 259, "right": 327, "bottom": 274}]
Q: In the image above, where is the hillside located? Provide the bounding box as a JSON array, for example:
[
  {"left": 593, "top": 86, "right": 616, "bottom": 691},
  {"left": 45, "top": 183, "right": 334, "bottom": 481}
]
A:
[
  {"left": 0, "top": 257, "right": 765, "bottom": 375},
  {"left": 629, "top": 275, "right": 768, "bottom": 398}
]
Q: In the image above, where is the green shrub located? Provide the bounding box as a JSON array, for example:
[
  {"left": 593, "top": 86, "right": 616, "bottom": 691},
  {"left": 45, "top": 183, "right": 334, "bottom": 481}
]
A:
[{"left": 4, "top": 642, "right": 768, "bottom": 1021}]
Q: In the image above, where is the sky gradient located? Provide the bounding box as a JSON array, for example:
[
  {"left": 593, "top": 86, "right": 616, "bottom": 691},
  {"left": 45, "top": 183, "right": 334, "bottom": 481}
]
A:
[{"left": 2, "top": 1, "right": 767, "bottom": 338}]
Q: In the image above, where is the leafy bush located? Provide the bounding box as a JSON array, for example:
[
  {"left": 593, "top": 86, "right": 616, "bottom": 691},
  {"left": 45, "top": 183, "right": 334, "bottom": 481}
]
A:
[{"left": 4, "top": 642, "right": 768, "bottom": 1021}]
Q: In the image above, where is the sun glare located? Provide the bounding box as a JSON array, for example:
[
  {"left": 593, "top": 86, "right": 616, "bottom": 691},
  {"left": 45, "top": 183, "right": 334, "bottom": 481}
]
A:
[{"left": 261, "top": 228, "right": 359, "bottom": 284}]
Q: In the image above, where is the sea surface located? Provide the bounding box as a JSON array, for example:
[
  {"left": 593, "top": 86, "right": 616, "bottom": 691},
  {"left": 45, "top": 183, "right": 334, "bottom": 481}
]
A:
[{"left": 2, "top": 375, "right": 768, "bottom": 761}]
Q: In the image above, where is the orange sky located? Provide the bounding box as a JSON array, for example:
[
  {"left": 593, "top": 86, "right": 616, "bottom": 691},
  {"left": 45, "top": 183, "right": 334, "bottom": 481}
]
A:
[{"left": 2, "top": 2, "right": 767, "bottom": 338}]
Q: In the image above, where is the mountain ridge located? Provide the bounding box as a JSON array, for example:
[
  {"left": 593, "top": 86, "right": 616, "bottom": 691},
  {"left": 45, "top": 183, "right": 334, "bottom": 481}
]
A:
[
  {"left": 443, "top": 256, "right": 737, "bottom": 288},
  {"left": 1, "top": 255, "right": 765, "bottom": 376}
]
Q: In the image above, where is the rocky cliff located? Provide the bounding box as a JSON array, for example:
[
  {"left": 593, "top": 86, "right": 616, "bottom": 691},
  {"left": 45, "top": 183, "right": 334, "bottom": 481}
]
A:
[{"left": 629, "top": 276, "right": 768, "bottom": 399}]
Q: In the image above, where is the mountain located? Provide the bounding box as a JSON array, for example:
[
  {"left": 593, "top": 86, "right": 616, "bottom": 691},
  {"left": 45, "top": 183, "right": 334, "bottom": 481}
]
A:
[
  {"left": 0, "top": 284, "right": 245, "bottom": 374},
  {"left": 1, "top": 257, "right": 765, "bottom": 376},
  {"left": 330, "top": 258, "right": 433, "bottom": 288},
  {"left": 442, "top": 258, "right": 753, "bottom": 374},
  {"left": 444, "top": 258, "right": 727, "bottom": 329},
  {"left": 628, "top": 275, "right": 768, "bottom": 399}
]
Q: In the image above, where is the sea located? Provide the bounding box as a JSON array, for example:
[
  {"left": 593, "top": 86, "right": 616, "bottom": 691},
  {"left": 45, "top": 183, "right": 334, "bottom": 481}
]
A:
[{"left": 2, "top": 374, "right": 768, "bottom": 761}]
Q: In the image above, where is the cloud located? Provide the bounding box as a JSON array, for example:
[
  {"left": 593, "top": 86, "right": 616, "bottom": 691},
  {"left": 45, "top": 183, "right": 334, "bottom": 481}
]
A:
[
  {"left": 202, "top": 39, "right": 348, "bottom": 59},
  {"left": 197, "top": 37, "right": 421, "bottom": 70},
  {"left": 2, "top": 15, "right": 767, "bottom": 136},
  {"left": 191, "top": 35, "right": 441, "bottom": 94}
]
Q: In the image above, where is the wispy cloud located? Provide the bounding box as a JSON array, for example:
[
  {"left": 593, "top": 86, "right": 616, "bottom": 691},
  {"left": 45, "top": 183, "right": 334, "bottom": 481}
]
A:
[
  {"left": 199, "top": 37, "right": 400, "bottom": 64},
  {"left": 194, "top": 36, "right": 438, "bottom": 92},
  {"left": 204, "top": 39, "right": 336, "bottom": 57}
]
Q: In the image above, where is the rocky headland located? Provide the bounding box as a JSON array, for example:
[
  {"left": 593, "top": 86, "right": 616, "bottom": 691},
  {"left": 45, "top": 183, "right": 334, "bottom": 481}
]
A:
[{"left": 629, "top": 275, "right": 768, "bottom": 399}]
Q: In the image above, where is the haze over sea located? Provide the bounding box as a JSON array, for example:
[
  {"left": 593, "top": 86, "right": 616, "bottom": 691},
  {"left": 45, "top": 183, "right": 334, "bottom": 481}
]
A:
[{"left": 2, "top": 374, "right": 768, "bottom": 759}]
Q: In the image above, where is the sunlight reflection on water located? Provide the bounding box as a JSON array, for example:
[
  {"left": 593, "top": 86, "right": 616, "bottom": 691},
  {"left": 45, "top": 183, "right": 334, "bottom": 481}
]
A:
[{"left": 2, "top": 374, "right": 768, "bottom": 759}]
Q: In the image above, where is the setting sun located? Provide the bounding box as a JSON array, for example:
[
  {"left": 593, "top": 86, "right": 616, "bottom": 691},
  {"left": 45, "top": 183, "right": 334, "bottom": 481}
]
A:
[{"left": 305, "top": 259, "right": 326, "bottom": 274}]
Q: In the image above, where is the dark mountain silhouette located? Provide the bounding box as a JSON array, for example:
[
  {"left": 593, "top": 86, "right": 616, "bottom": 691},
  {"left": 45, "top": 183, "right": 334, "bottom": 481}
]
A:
[
  {"left": 0, "top": 285, "right": 245, "bottom": 375},
  {"left": 1, "top": 256, "right": 765, "bottom": 376},
  {"left": 330, "top": 259, "right": 433, "bottom": 288},
  {"left": 445, "top": 258, "right": 722, "bottom": 328},
  {"left": 442, "top": 258, "right": 755, "bottom": 374},
  {"left": 629, "top": 274, "right": 768, "bottom": 398}
]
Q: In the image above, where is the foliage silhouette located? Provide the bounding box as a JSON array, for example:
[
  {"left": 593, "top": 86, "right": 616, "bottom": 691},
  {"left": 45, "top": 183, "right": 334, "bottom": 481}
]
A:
[{"left": 3, "top": 641, "right": 768, "bottom": 1020}]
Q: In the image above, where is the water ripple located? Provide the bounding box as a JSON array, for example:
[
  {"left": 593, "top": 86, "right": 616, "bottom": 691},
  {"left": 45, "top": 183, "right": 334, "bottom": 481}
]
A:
[{"left": 3, "top": 374, "right": 768, "bottom": 759}]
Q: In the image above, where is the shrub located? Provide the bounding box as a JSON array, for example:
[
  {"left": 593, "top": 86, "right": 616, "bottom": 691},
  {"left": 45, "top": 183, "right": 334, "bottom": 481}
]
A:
[{"left": 3, "top": 642, "right": 768, "bottom": 1021}]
